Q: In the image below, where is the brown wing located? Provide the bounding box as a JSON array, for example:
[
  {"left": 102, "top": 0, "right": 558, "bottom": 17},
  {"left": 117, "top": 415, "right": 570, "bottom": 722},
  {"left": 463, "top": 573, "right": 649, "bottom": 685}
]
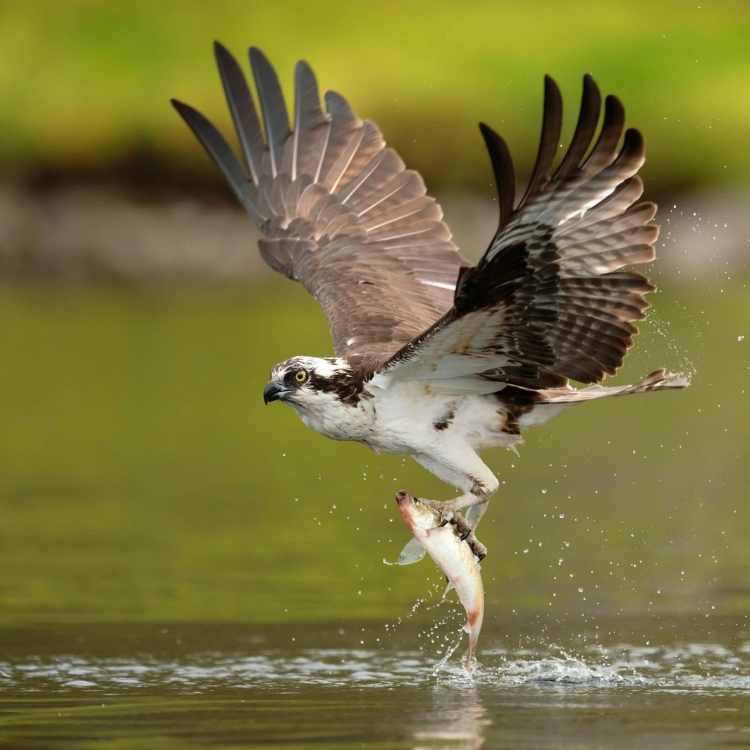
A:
[
  {"left": 172, "top": 43, "right": 464, "bottom": 370},
  {"left": 381, "top": 75, "right": 657, "bottom": 390}
]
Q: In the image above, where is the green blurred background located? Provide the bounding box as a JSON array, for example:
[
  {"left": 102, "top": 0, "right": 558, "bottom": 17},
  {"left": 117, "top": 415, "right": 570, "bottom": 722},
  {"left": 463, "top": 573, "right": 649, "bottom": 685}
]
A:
[{"left": 0, "top": 0, "right": 748, "bottom": 629}]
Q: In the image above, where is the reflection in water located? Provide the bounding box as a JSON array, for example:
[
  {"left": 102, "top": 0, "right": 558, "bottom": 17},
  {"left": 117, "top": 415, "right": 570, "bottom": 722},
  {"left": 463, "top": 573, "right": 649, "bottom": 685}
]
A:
[{"left": 412, "top": 687, "right": 489, "bottom": 749}]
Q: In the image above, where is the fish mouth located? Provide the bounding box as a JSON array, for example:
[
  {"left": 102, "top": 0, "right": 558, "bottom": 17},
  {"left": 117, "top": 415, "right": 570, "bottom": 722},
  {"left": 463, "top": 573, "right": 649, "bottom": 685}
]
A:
[
  {"left": 263, "top": 382, "right": 289, "bottom": 404},
  {"left": 396, "top": 492, "right": 429, "bottom": 505},
  {"left": 395, "top": 491, "right": 417, "bottom": 529},
  {"left": 395, "top": 491, "right": 412, "bottom": 506}
]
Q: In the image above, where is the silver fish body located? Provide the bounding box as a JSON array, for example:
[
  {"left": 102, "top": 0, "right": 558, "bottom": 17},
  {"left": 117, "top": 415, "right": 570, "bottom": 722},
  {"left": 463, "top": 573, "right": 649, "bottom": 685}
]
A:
[{"left": 395, "top": 491, "right": 484, "bottom": 666}]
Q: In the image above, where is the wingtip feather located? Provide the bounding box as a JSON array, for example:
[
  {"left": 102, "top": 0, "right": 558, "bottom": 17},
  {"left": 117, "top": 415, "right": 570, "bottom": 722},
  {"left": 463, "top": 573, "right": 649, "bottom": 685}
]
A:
[
  {"left": 518, "top": 74, "right": 563, "bottom": 208},
  {"left": 248, "top": 45, "right": 267, "bottom": 64},
  {"left": 213, "top": 40, "right": 237, "bottom": 71},
  {"left": 248, "top": 45, "right": 291, "bottom": 177},
  {"left": 479, "top": 122, "right": 515, "bottom": 230},
  {"left": 295, "top": 58, "right": 315, "bottom": 79},
  {"left": 171, "top": 97, "right": 196, "bottom": 118}
]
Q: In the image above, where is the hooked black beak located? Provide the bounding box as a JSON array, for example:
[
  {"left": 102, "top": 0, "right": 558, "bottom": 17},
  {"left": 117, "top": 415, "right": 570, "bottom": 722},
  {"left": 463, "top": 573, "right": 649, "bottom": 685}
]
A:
[{"left": 263, "top": 382, "right": 285, "bottom": 404}]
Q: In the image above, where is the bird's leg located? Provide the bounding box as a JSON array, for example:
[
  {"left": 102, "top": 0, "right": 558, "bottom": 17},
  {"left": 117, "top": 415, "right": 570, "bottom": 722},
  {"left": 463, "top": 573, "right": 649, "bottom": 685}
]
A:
[
  {"left": 449, "top": 512, "right": 487, "bottom": 562},
  {"left": 419, "top": 479, "right": 494, "bottom": 522},
  {"left": 393, "top": 453, "right": 497, "bottom": 564},
  {"left": 414, "top": 479, "right": 495, "bottom": 560}
]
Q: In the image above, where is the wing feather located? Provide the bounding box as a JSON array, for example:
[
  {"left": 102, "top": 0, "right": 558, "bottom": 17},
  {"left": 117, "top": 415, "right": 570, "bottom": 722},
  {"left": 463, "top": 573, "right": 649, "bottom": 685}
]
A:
[
  {"left": 479, "top": 123, "right": 515, "bottom": 230},
  {"left": 583, "top": 95, "right": 626, "bottom": 172},
  {"left": 553, "top": 74, "right": 601, "bottom": 181},
  {"left": 249, "top": 47, "right": 291, "bottom": 178},
  {"left": 292, "top": 60, "right": 329, "bottom": 182},
  {"left": 316, "top": 91, "right": 361, "bottom": 186},
  {"left": 170, "top": 98, "right": 265, "bottom": 223},
  {"left": 174, "top": 44, "right": 464, "bottom": 367},
  {"left": 518, "top": 76, "right": 563, "bottom": 209},
  {"left": 175, "top": 52, "right": 664, "bottom": 386},
  {"left": 380, "top": 75, "right": 661, "bottom": 389},
  {"left": 214, "top": 42, "right": 264, "bottom": 185}
]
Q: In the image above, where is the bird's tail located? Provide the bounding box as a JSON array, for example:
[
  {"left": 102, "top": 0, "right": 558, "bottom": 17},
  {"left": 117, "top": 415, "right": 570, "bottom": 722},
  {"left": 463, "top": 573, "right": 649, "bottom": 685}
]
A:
[{"left": 532, "top": 369, "right": 690, "bottom": 404}]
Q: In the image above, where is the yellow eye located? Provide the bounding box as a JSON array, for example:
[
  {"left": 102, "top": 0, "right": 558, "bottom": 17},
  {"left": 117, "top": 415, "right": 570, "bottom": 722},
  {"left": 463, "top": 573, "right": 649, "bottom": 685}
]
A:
[{"left": 295, "top": 369, "right": 308, "bottom": 384}]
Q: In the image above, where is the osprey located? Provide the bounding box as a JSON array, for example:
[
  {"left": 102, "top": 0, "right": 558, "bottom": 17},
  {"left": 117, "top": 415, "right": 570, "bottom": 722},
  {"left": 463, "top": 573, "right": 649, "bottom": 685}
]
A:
[{"left": 172, "top": 43, "right": 687, "bottom": 561}]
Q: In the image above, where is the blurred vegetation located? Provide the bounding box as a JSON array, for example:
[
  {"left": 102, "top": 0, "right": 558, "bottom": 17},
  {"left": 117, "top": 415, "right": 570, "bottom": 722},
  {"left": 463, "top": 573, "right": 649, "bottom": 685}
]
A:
[
  {"left": 0, "top": 1, "right": 749, "bottom": 192},
  {"left": 0, "top": 279, "right": 747, "bottom": 626}
]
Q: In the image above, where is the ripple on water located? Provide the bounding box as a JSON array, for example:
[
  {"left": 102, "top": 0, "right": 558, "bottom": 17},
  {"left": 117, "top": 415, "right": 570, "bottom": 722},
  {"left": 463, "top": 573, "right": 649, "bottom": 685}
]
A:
[{"left": 2, "top": 641, "right": 750, "bottom": 693}]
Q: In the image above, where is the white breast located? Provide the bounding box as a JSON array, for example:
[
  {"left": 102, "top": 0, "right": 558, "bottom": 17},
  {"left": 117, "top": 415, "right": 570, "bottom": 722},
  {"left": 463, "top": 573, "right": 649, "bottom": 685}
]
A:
[{"left": 365, "top": 380, "right": 520, "bottom": 454}]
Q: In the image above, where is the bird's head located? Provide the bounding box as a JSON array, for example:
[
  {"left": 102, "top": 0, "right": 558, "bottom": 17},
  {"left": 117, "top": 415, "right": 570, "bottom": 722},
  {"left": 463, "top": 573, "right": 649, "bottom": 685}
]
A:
[{"left": 262, "top": 356, "right": 360, "bottom": 410}]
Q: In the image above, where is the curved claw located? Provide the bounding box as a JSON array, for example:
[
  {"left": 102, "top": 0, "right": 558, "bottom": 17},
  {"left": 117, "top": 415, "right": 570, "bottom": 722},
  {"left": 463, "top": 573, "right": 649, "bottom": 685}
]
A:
[{"left": 470, "top": 538, "right": 488, "bottom": 562}]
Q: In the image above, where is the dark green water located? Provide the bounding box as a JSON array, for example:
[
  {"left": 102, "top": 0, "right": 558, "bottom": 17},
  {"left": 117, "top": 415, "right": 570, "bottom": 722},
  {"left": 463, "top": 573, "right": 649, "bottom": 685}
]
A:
[{"left": 1, "top": 281, "right": 748, "bottom": 747}]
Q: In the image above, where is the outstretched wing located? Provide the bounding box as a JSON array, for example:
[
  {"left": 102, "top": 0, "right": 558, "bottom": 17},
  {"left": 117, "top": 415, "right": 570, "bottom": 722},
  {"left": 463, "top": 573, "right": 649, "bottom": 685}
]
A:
[
  {"left": 172, "top": 43, "right": 464, "bottom": 371},
  {"left": 378, "top": 75, "right": 657, "bottom": 392}
]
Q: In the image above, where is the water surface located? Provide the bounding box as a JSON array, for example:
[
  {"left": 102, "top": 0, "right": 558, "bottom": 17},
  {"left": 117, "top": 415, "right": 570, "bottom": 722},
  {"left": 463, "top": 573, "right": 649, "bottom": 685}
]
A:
[{"left": 2, "top": 616, "right": 749, "bottom": 749}]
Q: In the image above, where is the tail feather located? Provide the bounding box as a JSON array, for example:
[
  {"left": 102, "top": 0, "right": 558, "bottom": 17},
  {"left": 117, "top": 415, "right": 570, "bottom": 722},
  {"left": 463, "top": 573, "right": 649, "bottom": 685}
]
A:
[{"left": 534, "top": 369, "right": 690, "bottom": 404}]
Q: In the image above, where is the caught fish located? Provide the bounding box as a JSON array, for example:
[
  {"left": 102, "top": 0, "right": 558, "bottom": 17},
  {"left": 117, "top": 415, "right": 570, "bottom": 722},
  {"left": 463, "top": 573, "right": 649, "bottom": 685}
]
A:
[{"left": 393, "top": 491, "right": 485, "bottom": 667}]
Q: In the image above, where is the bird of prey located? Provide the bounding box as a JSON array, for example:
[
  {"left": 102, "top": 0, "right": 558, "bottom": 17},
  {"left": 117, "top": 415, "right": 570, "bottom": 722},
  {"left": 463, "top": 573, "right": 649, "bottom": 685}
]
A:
[{"left": 172, "top": 43, "right": 687, "bottom": 563}]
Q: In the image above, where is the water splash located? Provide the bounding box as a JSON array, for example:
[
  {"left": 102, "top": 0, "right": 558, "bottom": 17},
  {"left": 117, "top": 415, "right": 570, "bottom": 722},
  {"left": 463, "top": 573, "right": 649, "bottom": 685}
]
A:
[
  {"left": 3, "top": 639, "right": 750, "bottom": 693},
  {"left": 431, "top": 626, "right": 466, "bottom": 678}
]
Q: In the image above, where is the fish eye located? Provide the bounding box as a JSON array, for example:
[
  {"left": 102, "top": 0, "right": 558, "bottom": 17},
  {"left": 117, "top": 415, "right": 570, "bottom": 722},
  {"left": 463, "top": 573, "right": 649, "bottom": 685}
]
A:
[{"left": 295, "top": 369, "right": 308, "bottom": 384}]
